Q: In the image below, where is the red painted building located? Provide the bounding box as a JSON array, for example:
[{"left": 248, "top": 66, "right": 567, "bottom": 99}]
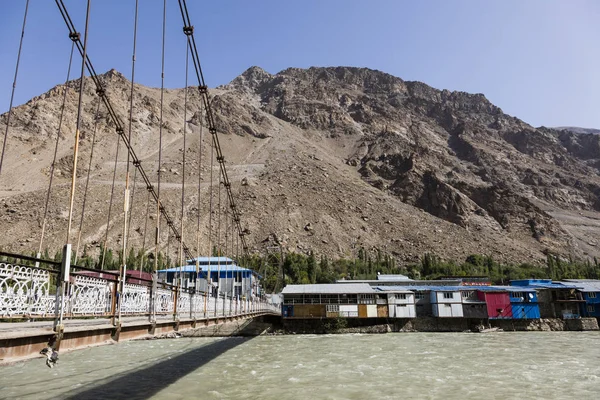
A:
[{"left": 477, "top": 290, "right": 513, "bottom": 319}]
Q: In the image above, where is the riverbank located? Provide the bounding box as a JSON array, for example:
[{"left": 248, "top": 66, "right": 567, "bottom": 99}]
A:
[{"left": 281, "top": 317, "right": 600, "bottom": 334}]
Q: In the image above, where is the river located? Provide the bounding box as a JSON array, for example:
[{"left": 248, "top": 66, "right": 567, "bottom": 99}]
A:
[{"left": 1, "top": 332, "right": 599, "bottom": 399}]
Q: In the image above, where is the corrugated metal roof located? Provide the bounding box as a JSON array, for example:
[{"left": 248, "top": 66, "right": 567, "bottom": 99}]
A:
[
  {"left": 281, "top": 283, "right": 374, "bottom": 294},
  {"left": 512, "top": 282, "right": 581, "bottom": 290},
  {"left": 185, "top": 256, "right": 234, "bottom": 264},
  {"left": 377, "top": 274, "right": 412, "bottom": 281},
  {"left": 373, "top": 286, "right": 414, "bottom": 293},
  {"left": 562, "top": 280, "right": 600, "bottom": 292},
  {"left": 337, "top": 279, "right": 461, "bottom": 286},
  {"left": 472, "top": 285, "right": 536, "bottom": 293},
  {"left": 373, "top": 285, "right": 536, "bottom": 293},
  {"left": 158, "top": 265, "right": 254, "bottom": 273},
  {"left": 373, "top": 285, "right": 464, "bottom": 292}
]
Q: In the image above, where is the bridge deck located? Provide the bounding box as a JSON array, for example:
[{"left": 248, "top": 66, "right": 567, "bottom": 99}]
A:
[{"left": 0, "top": 310, "right": 280, "bottom": 365}]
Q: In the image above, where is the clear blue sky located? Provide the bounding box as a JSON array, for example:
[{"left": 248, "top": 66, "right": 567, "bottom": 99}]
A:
[{"left": 1, "top": 0, "right": 599, "bottom": 128}]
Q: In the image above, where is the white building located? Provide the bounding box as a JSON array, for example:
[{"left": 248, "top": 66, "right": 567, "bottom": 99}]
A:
[
  {"left": 377, "top": 287, "right": 417, "bottom": 318},
  {"left": 431, "top": 287, "right": 463, "bottom": 317}
]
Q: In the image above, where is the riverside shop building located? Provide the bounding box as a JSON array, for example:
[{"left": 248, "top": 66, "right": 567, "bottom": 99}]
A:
[
  {"left": 430, "top": 287, "right": 464, "bottom": 317},
  {"left": 373, "top": 286, "right": 417, "bottom": 318},
  {"left": 511, "top": 279, "right": 584, "bottom": 319},
  {"left": 563, "top": 279, "right": 600, "bottom": 318},
  {"left": 281, "top": 283, "right": 377, "bottom": 319}
]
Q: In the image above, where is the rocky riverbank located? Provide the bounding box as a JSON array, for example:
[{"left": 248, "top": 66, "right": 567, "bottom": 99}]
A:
[{"left": 281, "top": 317, "right": 599, "bottom": 334}]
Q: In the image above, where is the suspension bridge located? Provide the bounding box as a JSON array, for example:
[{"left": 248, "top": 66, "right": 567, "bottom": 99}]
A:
[{"left": 0, "top": 0, "right": 280, "bottom": 364}]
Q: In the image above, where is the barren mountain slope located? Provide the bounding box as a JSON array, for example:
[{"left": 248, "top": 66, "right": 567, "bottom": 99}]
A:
[{"left": 0, "top": 67, "right": 599, "bottom": 265}]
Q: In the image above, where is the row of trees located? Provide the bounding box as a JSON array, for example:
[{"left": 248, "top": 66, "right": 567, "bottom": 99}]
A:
[{"left": 240, "top": 251, "right": 600, "bottom": 293}]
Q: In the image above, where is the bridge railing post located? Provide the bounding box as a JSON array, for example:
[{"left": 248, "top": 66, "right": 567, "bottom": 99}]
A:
[
  {"left": 110, "top": 276, "right": 118, "bottom": 326},
  {"left": 53, "top": 244, "right": 71, "bottom": 337},
  {"left": 149, "top": 272, "right": 157, "bottom": 322},
  {"left": 173, "top": 285, "right": 179, "bottom": 321}
]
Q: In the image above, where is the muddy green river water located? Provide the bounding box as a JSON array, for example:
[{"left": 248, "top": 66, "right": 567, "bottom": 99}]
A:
[{"left": 1, "top": 332, "right": 599, "bottom": 399}]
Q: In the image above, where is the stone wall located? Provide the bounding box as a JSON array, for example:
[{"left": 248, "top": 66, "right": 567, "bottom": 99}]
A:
[{"left": 281, "top": 317, "right": 599, "bottom": 334}]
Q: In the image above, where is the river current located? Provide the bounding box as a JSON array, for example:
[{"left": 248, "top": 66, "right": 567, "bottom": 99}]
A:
[{"left": 1, "top": 332, "right": 599, "bottom": 399}]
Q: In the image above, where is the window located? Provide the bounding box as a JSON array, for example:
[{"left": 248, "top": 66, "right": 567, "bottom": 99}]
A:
[
  {"left": 326, "top": 304, "right": 339, "bottom": 313},
  {"left": 415, "top": 292, "right": 425, "bottom": 300},
  {"left": 398, "top": 294, "right": 407, "bottom": 300},
  {"left": 445, "top": 304, "right": 452, "bottom": 307},
  {"left": 443, "top": 292, "right": 454, "bottom": 299},
  {"left": 588, "top": 305, "right": 595, "bottom": 313},
  {"left": 512, "top": 292, "right": 524, "bottom": 300},
  {"left": 589, "top": 293, "right": 597, "bottom": 299},
  {"left": 359, "top": 294, "right": 375, "bottom": 304}
]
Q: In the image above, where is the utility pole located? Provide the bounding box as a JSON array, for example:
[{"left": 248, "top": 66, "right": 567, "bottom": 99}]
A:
[{"left": 266, "top": 243, "right": 285, "bottom": 293}]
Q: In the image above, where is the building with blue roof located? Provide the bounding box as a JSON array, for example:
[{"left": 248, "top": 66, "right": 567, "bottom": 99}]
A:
[
  {"left": 511, "top": 279, "right": 583, "bottom": 318},
  {"left": 563, "top": 280, "right": 600, "bottom": 318},
  {"left": 158, "top": 257, "right": 260, "bottom": 298}
]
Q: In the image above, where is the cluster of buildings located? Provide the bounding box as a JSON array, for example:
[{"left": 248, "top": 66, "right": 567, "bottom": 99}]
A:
[{"left": 281, "top": 275, "right": 600, "bottom": 321}]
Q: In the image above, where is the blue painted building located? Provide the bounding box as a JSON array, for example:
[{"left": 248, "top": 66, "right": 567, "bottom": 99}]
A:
[
  {"left": 511, "top": 279, "right": 583, "bottom": 318},
  {"left": 563, "top": 280, "right": 600, "bottom": 318},
  {"left": 504, "top": 287, "right": 540, "bottom": 319}
]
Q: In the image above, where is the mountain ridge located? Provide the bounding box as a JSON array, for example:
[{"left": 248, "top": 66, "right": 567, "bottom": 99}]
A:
[{"left": 0, "top": 66, "right": 599, "bottom": 266}]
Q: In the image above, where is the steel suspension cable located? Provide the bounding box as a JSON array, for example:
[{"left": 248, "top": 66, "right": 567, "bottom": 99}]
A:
[
  {"left": 0, "top": 0, "right": 30, "bottom": 175},
  {"left": 65, "top": 0, "right": 91, "bottom": 245},
  {"left": 177, "top": 0, "right": 249, "bottom": 256},
  {"left": 166, "top": 225, "right": 171, "bottom": 269},
  {"left": 178, "top": 41, "right": 190, "bottom": 291},
  {"left": 139, "top": 187, "right": 151, "bottom": 271},
  {"left": 224, "top": 199, "right": 228, "bottom": 313},
  {"left": 216, "top": 178, "right": 222, "bottom": 315},
  {"left": 54, "top": 0, "right": 193, "bottom": 260},
  {"left": 37, "top": 40, "right": 76, "bottom": 260},
  {"left": 236, "top": 221, "right": 239, "bottom": 265},
  {"left": 208, "top": 112, "right": 216, "bottom": 300},
  {"left": 208, "top": 120, "right": 215, "bottom": 312},
  {"left": 197, "top": 105, "right": 205, "bottom": 308},
  {"left": 74, "top": 100, "right": 101, "bottom": 264},
  {"left": 101, "top": 138, "right": 121, "bottom": 270},
  {"left": 230, "top": 208, "right": 235, "bottom": 262},
  {"left": 117, "top": 0, "right": 140, "bottom": 325},
  {"left": 154, "top": 0, "right": 167, "bottom": 274},
  {"left": 126, "top": 167, "right": 138, "bottom": 256},
  {"left": 56, "top": 0, "right": 91, "bottom": 336}
]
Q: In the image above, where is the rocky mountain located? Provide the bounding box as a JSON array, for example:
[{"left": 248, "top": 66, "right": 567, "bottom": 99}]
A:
[
  {"left": 1, "top": 66, "right": 599, "bottom": 266},
  {"left": 555, "top": 127, "right": 600, "bottom": 135}
]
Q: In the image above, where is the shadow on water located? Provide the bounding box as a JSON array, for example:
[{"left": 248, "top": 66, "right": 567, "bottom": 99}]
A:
[{"left": 62, "top": 337, "right": 253, "bottom": 400}]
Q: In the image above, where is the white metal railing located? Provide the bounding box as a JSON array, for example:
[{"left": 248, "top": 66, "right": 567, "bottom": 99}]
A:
[{"left": 0, "top": 262, "right": 280, "bottom": 319}]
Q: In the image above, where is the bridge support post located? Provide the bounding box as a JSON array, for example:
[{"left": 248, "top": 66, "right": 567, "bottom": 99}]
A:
[
  {"left": 148, "top": 321, "right": 156, "bottom": 335},
  {"left": 110, "top": 275, "right": 119, "bottom": 326},
  {"left": 173, "top": 285, "right": 179, "bottom": 321},
  {"left": 111, "top": 322, "right": 122, "bottom": 342},
  {"left": 53, "top": 244, "right": 71, "bottom": 350},
  {"left": 149, "top": 272, "right": 157, "bottom": 323}
]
